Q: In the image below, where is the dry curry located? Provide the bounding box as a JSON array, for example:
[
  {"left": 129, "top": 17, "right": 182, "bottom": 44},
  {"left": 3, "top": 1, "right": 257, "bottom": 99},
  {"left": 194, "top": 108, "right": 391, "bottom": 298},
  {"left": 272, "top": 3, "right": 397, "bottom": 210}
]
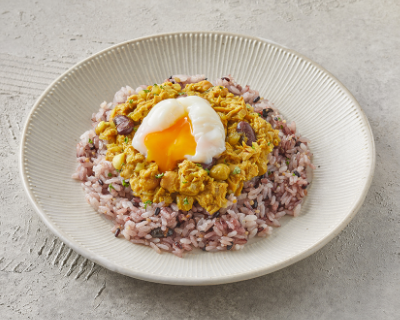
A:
[{"left": 95, "top": 80, "right": 280, "bottom": 214}]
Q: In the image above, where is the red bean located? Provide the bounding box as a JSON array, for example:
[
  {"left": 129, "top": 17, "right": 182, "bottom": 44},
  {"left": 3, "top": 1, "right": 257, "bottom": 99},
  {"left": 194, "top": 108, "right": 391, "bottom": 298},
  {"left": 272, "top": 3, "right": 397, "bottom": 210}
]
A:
[
  {"left": 113, "top": 115, "right": 134, "bottom": 135},
  {"left": 237, "top": 121, "right": 256, "bottom": 146},
  {"left": 198, "top": 157, "right": 217, "bottom": 170}
]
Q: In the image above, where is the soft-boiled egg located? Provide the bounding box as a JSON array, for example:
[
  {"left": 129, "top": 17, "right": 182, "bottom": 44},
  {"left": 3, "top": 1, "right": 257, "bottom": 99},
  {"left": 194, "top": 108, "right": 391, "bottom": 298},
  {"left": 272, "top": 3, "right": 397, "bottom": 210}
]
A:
[{"left": 132, "top": 96, "right": 225, "bottom": 172}]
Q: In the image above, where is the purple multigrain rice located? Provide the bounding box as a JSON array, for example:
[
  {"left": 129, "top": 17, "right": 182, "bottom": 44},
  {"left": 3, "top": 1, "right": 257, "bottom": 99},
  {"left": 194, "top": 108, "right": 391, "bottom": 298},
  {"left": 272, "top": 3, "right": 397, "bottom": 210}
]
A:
[{"left": 73, "top": 76, "right": 314, "bottom": 257}]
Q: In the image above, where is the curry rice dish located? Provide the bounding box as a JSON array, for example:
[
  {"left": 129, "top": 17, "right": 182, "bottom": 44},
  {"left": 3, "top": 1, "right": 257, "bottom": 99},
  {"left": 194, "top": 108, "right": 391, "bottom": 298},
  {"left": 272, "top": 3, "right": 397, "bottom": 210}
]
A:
[{"left": 73, "top": 75, "right": 314, "bottom": 257}]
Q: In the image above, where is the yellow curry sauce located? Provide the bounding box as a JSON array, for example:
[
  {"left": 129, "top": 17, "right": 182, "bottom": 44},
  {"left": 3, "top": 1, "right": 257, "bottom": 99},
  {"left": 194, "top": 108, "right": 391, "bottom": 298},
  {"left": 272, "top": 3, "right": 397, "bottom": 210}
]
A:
[{"left": 95, "top": 80, "right": 280, "bottom": 214}]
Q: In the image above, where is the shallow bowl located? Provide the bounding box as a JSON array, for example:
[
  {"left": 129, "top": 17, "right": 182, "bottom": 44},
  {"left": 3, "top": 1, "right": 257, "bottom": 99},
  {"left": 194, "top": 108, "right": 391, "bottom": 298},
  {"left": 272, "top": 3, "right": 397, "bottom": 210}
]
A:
[{"left": 20, "top": 32, "right": 375, "bottom": 285}]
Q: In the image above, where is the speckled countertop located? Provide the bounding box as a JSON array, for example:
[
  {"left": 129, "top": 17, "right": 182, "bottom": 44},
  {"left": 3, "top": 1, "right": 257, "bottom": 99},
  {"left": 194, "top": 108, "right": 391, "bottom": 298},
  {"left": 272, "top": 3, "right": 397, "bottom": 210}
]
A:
[{"left": 1, "top": 0, "right": 399, "bottom": 319}]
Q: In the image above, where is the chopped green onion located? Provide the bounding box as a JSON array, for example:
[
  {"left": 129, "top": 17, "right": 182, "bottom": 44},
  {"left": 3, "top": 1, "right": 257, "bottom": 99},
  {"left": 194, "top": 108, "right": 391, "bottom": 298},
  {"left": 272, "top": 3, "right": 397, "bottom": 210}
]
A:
[
  {"left": 178, "top": 92, "right": 185, "bottom": 95},
  {"left": 182, "top": 181, "right": 188, "bottom": 184},
  {"left": 124, "top": 136, "right": 128, "bottom": 143},
  {"left": 281, "top": 125, "right": 283, "bottom": 129},
  {"left": 144, "top": 200, "right": 152, "bottom": 209},
  {"left": 154, "top": 93, "right": 159, "bottom": 96},
  {"left": 122, "top": 179, "right": 130, "bottom": 187},
  {"left": 205, "top": 168, "right": 210, "bottom": 174},
  {"left": 268, "top": 142, "right": 271, "bottom": 146},
  {"left": 251, "top": 145, "right": 255, "bottom": 149},
  {"left": 128, "top": 99, "right": 133, "bottom": 104},
  {"left": 292, "top": 173, "right": 296, "bottom": 176},
  {"left": 224, "top": 159, "right": 227, "bottom": 164},
  {"left": 268, "top": 171, "right": 271, "bottom": 175},
  {"left": 196, "top": 163, "right": 202, "bottom": 167},
  {"left": 108, "top": 184, "right": 115, "bottom": 190},
  {"left": 143, "top": 89, "right": 150, "bottom": 93},
  {"left": 232, "top": 166, "right": 241, "bottom": 175},
  {"left": 134, "top": 127, "right": 138, "bottom": 132},
  {"left": 153, "top": 84, "right": 158, "bottom": 86},
  {"left": 183, "top": 197, "right": 189, "bottom": 205},
  {"left": 88, "top": 138, "right": 93, "bottom": 144},
  {"left": 155, "top": 173, "right": 164, "bottom": 179},
  {"left": 219, "top": 86, "right": 223, "bottom": 90},
  {"left": 108, "top": 173, "right": 112, "bottom": 177},
  {"left": 286, "top": 160, "right": 289, "bottom": 165}
]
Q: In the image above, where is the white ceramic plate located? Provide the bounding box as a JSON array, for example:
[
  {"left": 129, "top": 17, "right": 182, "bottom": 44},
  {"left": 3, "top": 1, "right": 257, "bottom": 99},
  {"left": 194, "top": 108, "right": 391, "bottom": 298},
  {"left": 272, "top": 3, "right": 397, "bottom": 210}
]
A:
[{"left": 20, "top": 32, "right": 375, "bottom": 285}]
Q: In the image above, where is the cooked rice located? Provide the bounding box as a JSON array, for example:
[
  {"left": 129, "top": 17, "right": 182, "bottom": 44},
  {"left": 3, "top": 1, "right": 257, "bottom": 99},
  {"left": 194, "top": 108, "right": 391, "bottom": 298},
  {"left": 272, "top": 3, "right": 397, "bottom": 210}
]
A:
[{"left": 72, "top": 75, "right": 315, "bottom": 257}]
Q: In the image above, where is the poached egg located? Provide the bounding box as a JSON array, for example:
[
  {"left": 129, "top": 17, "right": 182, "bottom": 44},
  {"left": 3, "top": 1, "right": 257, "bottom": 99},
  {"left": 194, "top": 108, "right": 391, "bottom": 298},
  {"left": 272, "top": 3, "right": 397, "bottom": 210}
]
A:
[{"left": 132, "top": 96, "right": 225, "bottom": 172}]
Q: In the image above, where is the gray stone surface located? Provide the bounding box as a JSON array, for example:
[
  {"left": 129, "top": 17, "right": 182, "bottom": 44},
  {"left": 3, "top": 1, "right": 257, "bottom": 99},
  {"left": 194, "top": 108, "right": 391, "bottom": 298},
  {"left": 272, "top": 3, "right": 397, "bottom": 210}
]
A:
[{"left": 0, "top": 0, "right": 399, "bottom": 319}]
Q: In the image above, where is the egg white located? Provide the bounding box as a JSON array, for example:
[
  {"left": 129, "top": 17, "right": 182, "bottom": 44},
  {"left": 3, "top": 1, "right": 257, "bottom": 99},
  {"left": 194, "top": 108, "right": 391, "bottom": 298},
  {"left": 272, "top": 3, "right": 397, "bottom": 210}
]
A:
[{"left": 132, "top": 96, "right": 226, "bottom": 164}]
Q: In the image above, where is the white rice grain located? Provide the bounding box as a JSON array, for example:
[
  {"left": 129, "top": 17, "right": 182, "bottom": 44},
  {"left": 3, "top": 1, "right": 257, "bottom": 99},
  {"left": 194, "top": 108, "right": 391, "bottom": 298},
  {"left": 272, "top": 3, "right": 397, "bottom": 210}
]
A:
[{"left": 150, "top": 242, "right": 161, "bottom": 254}]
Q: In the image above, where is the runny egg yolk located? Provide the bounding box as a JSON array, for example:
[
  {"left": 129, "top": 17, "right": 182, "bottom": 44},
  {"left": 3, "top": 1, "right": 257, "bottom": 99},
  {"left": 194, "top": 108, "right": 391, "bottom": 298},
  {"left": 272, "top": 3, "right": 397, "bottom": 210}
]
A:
[{"left": 144, "top": 115, "right": 197, "bottom": 172}]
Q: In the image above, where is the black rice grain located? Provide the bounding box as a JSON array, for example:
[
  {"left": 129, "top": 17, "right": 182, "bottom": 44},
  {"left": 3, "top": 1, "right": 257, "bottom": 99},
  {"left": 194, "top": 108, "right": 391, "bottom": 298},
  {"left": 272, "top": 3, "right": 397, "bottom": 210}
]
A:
[
  {"left": 252, "top": 200, "right": 258, "bottom": 209},
  {"left": 114, "top": 228, "right": 120, "bottom": 237},
  {"left": 253, "top": 96, "right": 260, "bottom": 103},
  {"left": 293, "top": 170, "right": 300, "bottom": 177},
  {"left": 262, "top": 108, "right": 272, "bottom": 118},
  {"left": 209, "top": 211, "right": 220, "bottom": 219},
  {"left": 175, "top": 216, "right": 181, "bottom": 228},
  {"left": 154, "top": 207, "right": 161, "bottom": 216},
  {"left": 98, "top": 179, "right": 104, "bottom": 186},
  {"left": 227, "top": 244, "right": 233, "bottom": 250}
]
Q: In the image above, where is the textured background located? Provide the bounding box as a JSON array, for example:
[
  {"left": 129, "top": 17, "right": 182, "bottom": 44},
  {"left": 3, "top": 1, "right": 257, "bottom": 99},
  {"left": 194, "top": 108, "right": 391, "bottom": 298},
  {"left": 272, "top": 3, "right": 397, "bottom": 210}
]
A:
[{"left": 1, "top": 0, "right": 399, "bottom": 319}]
